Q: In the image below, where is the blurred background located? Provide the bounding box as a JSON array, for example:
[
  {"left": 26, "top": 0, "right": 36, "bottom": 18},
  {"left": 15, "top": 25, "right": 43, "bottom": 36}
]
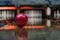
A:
[{"left": 0, "top": 0, "right": 60, "bottom": 40}]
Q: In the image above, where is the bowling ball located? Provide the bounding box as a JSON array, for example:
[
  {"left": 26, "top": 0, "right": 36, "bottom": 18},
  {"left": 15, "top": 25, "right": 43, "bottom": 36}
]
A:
[{"left": 14, "top": 13, "right": 28, "bottom": 27}]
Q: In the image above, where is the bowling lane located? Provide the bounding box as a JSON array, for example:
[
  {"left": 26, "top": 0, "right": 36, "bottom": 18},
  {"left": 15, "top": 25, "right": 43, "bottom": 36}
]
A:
[
  {"left": 0, "top": 31, "right": 16, "bottom": 40},
  {"left": 0, "top": 29, "right": 60, "bottom": 40}
]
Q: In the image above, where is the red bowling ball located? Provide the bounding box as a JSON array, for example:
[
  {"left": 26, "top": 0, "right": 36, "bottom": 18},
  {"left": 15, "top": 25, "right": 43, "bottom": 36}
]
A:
[{"left": 14, "top": 13, "right": 28, "bottom": 27}]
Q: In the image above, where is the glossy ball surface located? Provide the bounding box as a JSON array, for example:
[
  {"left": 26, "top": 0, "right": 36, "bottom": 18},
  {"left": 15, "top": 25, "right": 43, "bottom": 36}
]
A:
[{"left": 14, "top": 13, "right": 28, "bottom": 26}]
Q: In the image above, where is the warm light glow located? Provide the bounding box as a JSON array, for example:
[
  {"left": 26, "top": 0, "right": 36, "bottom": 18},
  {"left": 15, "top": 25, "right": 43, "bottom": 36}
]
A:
[{"left": 0, "top": 6, "right": 16, "bottom": 10}]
